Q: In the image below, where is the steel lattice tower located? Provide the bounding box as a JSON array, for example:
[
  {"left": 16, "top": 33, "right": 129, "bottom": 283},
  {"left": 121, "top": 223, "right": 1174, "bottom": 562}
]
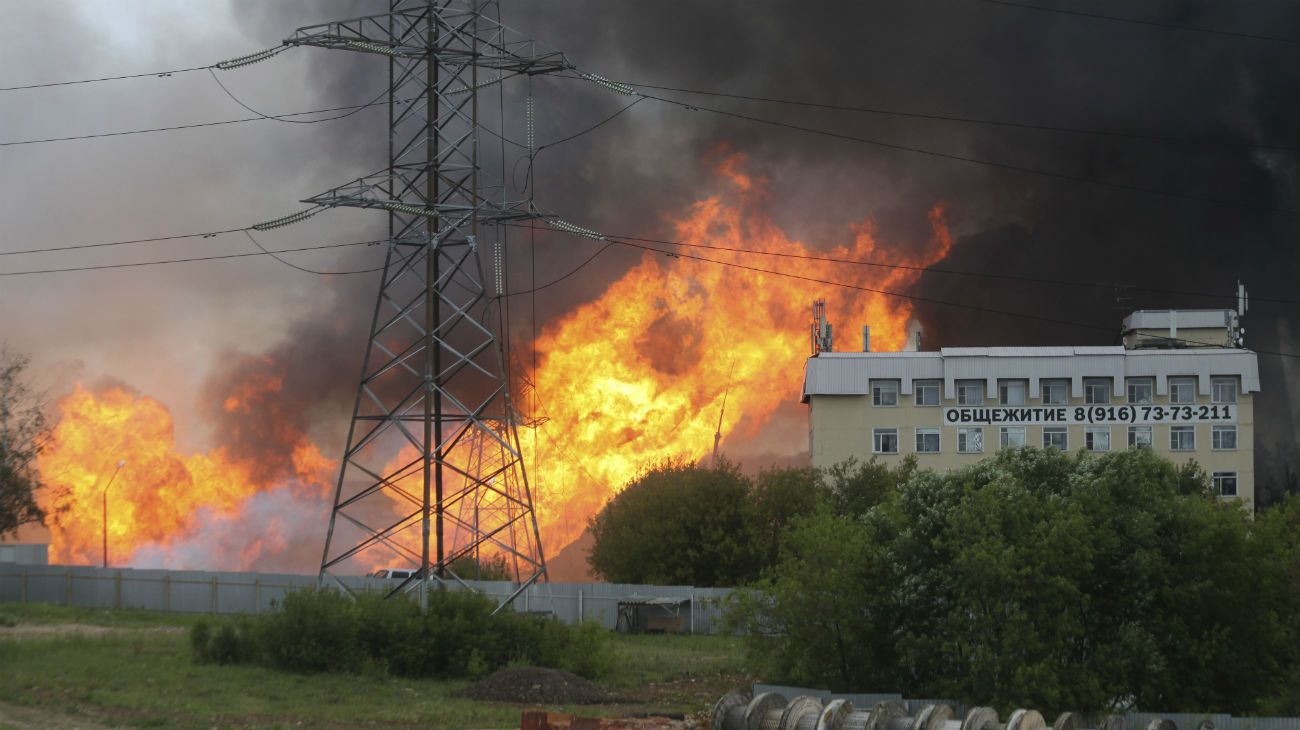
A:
[{"left": 287, "top": 0, "right": 569, "bottom": 607}]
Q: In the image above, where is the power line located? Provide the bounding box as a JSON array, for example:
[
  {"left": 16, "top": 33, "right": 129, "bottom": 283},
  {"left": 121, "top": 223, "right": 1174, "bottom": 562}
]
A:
[
  {"left": 0, "top": 98, "right": 388, "bottom": 149},
  {"left": 607, "top": 79, "right": 1294, "bottom": 153},
  {"left": 0, "top": 228, "right": 247, "bottom": 257},
  {"left": 242, "top": 231, "right": 384, "bottom": 275},
  {"left": 533, "top": 223, "right": 1300, "bottom": 359},
  {"left": 0, "top": 239, "right": 384, "bottom": 277},
  {"left": 630, "top": 90, "right": 1297, "bottom": 215},
  {"left": 580, "top": 230, "right": 1300, "bottom": 306},
  {"left": 208, "top": 69, "right": 389, "bottom": 125},
  {"left": 977, "top": 0, "right": 1299, "bottom": 45},
  {"left": 0, "top": 65, "right": 212, "bottom": 93}
]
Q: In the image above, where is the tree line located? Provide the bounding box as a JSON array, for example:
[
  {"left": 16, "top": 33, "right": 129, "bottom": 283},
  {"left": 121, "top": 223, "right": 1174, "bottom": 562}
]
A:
[{"left": 587, "top": 448, "right": 1300, "bottom": 714}]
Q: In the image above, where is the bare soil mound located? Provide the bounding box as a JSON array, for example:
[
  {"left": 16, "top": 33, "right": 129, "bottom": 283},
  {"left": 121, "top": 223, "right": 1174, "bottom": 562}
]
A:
[{"left": 457, "top": 666, "right": 617, "bottom": 705}]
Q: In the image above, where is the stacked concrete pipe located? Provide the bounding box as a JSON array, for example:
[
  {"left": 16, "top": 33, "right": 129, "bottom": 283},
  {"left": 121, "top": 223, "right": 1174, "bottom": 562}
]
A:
[{"left": 710, "top": 690, "right": 1146, "bottom": 730}]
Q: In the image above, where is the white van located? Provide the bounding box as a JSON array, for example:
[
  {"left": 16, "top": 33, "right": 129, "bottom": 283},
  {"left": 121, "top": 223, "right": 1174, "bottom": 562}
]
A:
[{"left": 368, "top": 568, "right": 417, "bottom": 580}]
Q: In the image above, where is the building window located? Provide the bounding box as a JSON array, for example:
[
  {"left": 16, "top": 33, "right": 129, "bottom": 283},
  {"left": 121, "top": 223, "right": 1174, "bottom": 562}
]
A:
[
  {"left": 1000, "top": 427, "right": 1026, "bottom": 449},
  {"left": 1085, "top": 426, "right": 1111, "bottom": 452},
  {"left": 1041, "top": 379, "right": 1068, "bottom": 405},
  {"left": 957, "top": 380, "right": 984, "bottom": 406},
  {"left": 1169, "top": 376, "right": 1196, "bottom": 404},
  {"left": 915, "top": 428, "right": 940, "bottom": 453},
  {"left": 1127, "top": 378, "right": 1153, "bottom": 405},
  {"left": 1084, "top": 378, "right": 1111, "bottom": 404},
  {"left": 957, "top": 427, "right": 984, "bottom": 453},
  {"left": 1043, "top": 427, "right": 1068, "bottom": 451},
  {"left": 872, "top": 380, "right": 899, "bottom": 407},
  {"left": 1128, "top": 425, "right": 1153, "bottom": 448},
  {"left": 1213, "top": 472, "right": 1238, "bottom": 497},
  {"left": 1212, "top": 425, "right": 1237, "bottom": 450},
  {"left": 1212, "top": 377, "right": 1238, "bottom": 404},
  {"left": 873, "top": 428, "right": 899, "bottom": 454},
  {"left": 998, "top": 379, "right": 1027, "bottom": 406},
  {"left": 914, "top": 380, "right": 940, "bottom": 407},
  {"left": 1170, "top": 425, "right": 1195, "bottom": 451}
]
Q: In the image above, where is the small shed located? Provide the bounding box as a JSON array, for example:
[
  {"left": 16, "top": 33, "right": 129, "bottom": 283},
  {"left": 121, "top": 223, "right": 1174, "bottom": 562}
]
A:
[{"left": 615, "top": 594, "right": 693, "bottom": 634}]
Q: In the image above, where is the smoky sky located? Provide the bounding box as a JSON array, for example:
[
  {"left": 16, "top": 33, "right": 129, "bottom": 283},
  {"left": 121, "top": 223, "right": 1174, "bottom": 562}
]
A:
[{"left": 2, "top": 1, "right": 1297, "bottom": 496}]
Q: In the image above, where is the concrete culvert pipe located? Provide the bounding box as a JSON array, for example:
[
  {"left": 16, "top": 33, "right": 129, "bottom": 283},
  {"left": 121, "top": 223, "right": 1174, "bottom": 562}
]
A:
[
  {"left": 913, "top": 703, "right": 956, "bottom": 730},
  {"left": 1007, "top": 710, "right": 1047, "bottom": 730},
  {"left": 1100, "top": 715, "right": 1127, "bottom": 730},
  {"left": 1054, "top": 712, "right": 1083, "bottom": 730},
  {"left": 745, "top": 692, "right": 790, "bottom": 730},
  {"left": 712, "top": 690, "right": 753, "bottom": 730},
  {"left": 961, "top": 707, "right": 1001, "bottom": 730},
  {"left": 781, "top": 696, "right": 826, "bottom": 730},
  {"left": 816, "top": 699, "right": 856, "bottom": 730},
  {"left": 1146, "top": 719, "right": 1177, "bottom": 730}
]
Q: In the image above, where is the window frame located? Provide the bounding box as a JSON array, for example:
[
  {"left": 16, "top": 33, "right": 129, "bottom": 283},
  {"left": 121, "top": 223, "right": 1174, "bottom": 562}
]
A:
[
  {"left": 914, "top": 427, "right": 941, "bottom": 453},
  {"left": 998, "top": 379, "right": 1027, "bottom": 406},
  {"left": 1169, "top": 376, "right": 1196, "bottom": 405},
  {"left": 1084, "top": 378, "right": 1111, "bottom": 405},
  {"left": 914, "top": 380, "right": 941, "bottom": 407},
  {"left": 999, "top": 426, "right": 1027, "bottom": 449},
  {"left": 1211, "top": 376, "right": 1238, "bottom": 404},
  {"left": 871, "top": 379, "right": 899, "bottom": 408},
  {"left": 872, "top": 427, "right": 899, "bottom": 454},
  {"left": 1085, "top": 426, "right": 1111, "bottom": 452},
  {"left": 1043, "top": 426, "right": 1068, "bottom": 451},
  {"left": 1211, "top": 424, "right": 1237, "bottom": 451},
  {"left": 956, "top": 379, "right": 984, "bottom": 406},
  {"left": 957, "top": 426, "right": 984, "bottom": 454},
  {"left": 1128, "top": 425, "right": 1153, "bottom": 448},
  {"left": 1041, "top": 379, "right": 1069, "bottom": 406},
  {"left": 1212, "top": 471, "right": 1238, "bottom": 498},
  {"left": 1170, "top": 425, "right": 1196, "bottom": 451},
  {"left": 1126, "top": 377, "right": 1153, "bottom": 405}
]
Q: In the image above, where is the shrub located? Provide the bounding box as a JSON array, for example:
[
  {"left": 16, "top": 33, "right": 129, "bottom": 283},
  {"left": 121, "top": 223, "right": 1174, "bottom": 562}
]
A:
[{"left": 188, "top": 586, "right": 613, "bottom": 681}]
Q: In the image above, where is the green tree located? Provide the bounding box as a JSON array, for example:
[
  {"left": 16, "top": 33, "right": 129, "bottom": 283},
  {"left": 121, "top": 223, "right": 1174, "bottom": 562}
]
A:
[
  {"left": 0, "top": 349, "right": 51, "bottom": 537},
  {"left": 587, "top": 458, "right": 759, "bottom": 586},
  {"left": 751, "top": 465, "right": 824, "bottom": 568},
  {"left": 823, "top": 456, "right": 915, "bottom": 517},
  {"left": 730, "top": 447, "right": 1292, "bottom": 713}
]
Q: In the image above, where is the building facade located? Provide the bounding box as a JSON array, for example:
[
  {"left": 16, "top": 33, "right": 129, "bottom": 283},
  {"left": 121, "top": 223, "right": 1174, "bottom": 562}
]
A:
[{"left": 802, "top": 310, "right": 1259, "bottom": 507}]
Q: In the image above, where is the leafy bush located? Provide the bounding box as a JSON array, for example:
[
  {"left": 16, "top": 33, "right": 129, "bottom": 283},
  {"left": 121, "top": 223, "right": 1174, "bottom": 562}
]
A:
[
  {"left": 186, "top": 586, "right": 613, "bottom": 680},
  {"left": 190, "top": 618, "right": 255, "bottom": 665}
]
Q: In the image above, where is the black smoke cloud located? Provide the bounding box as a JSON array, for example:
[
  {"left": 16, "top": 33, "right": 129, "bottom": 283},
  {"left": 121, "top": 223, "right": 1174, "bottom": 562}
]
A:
[{"left": 213, "top": 0, "right": 1296, "bottom": 499}]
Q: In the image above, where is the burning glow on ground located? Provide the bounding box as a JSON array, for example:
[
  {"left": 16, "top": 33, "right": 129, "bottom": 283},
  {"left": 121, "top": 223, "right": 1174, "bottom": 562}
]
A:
[{"left": 35, "top": 154, "right": 953, "bottom": 570}]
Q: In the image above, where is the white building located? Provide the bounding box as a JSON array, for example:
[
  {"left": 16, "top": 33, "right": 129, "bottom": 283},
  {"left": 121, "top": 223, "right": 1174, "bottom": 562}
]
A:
[{"left": 802, "top": 310, "right": 1258, "bottom": 506}]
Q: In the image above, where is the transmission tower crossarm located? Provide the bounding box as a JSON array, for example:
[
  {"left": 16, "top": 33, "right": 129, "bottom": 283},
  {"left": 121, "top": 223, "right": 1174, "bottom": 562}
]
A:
[{"left": 284, "top": 5, "right": 571, "bottom": 74}]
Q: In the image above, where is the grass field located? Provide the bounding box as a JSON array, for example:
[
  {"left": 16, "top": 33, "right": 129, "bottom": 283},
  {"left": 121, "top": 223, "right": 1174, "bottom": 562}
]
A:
[{"left": 0, "top": 602, "right": 750, "bottom": 729}]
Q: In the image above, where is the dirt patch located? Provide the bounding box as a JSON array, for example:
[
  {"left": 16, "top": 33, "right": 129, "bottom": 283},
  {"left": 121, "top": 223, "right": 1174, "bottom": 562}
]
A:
[
  {"left": 0, "top": 700, "right": 117, "bottom": 730},
  {"left": 457, "top": 666, "right": 619, "bottom": 705},
  {"left": 0, "top": 623, "right": 182, "bottom": 639}
]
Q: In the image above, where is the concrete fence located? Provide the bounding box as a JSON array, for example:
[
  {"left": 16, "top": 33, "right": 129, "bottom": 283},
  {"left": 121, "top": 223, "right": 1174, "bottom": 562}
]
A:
[{"left": 0, "top": 564, "right": 734, "bottom": 634}]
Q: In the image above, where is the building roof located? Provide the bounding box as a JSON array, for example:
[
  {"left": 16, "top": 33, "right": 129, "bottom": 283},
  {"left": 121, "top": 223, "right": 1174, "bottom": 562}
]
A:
[
  {"left": 803, "top": 346, "right": 1260, "bottom": 401},
  {"left": 1122, "top": 309, "right": 1236, "bottom": 331}
]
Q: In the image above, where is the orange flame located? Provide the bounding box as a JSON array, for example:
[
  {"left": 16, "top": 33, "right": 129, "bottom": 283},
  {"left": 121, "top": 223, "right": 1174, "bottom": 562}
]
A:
[
  {"left": 37, "top": 385, "right": 331, "bottom": 567},
  {"left": 523, "top": 155, "right": 954, "bottom": 554}
]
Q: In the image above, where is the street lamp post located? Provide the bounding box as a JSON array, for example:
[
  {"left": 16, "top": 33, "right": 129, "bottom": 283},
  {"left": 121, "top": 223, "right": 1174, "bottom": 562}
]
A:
[{"left": 102, "top": 459, "right": 125, "bottom": 569}]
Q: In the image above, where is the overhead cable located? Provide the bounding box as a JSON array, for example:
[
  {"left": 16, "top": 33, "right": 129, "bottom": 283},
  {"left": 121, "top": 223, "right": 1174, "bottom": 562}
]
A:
[
  {"left": 977, "top": 0, "right": 1298, "bottom": 45},
  {"left": 0, "top": 239, "right": 385, "bottom": 277},
  {"left": 0, "top": 44, "right": 291, "bottom": 93}
]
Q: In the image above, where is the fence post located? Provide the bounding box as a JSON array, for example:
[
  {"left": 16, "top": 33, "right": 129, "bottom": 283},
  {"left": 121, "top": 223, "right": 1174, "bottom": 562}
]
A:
[
  {"left": 254, "top": 577, "right": 261, "bottom": 615},
  {"left": 578, "top": 589, "right": 583, "bottom": 622},
  {"left": 689, "top": 592, "right": 695, "bottom": 635},
  {"left": 211, "top": 576, "right": 219, "bottom": 614},
  {"left": 115, "top": 571, "right": 123, "bottom": 609},
  {"left": 163, "top": 574, "right": 171, "bottom": 612},
  {"left": 20, "top": 569, "right": 27, "bottom": 604},
  {"left": 66, "top": 571, "right": 73, "bottom": 606}
]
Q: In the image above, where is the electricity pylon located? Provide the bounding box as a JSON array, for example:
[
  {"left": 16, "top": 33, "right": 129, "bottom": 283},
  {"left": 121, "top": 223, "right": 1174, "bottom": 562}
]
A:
[{"left": 288, "top": 0, "right": 568, "bottom": 608}]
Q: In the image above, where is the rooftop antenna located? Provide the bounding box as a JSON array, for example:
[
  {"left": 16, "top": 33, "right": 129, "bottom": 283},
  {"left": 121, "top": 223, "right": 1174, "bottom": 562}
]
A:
[
  {"left": 711, "top": 360, "right": 736, "bottom": 467},
  {"left": 1235, "top": 281, "right": 1249, "bottom": 347},
  {"left": 810, "top": 299, "right": 833, "bottom": 355}
]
